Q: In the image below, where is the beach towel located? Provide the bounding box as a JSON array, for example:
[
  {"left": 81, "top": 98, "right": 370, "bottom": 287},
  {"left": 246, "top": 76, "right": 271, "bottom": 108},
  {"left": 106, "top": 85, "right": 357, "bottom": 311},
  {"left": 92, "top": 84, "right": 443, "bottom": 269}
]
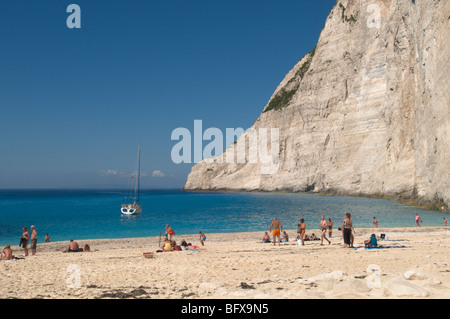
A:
[
  {"left": 348, "top": 245, "right": 408, "bottom": 250},
  {"left": 365, "top": 245, "right": 408, "bottom": 249}
]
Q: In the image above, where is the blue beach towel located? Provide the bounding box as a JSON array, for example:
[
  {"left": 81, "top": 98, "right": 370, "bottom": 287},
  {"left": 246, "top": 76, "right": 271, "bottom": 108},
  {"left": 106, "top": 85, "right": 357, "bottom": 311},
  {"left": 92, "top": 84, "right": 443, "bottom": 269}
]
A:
[
  {"left": 348, "top": 245, "right": 409, "bottom": 250},
  {"left": 365, "top": 245, "right": 408, "bottom": 249}
]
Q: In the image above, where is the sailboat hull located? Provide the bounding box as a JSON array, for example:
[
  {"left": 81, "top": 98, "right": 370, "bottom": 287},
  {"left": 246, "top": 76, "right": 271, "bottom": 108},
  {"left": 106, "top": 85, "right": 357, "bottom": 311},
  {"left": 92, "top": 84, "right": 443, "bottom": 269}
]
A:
[
  {"left": 121, "top": 203, "right": 142, "bottom": 215},
  {"left": 121, "top": 144, "right": 142, "bottom": 215}
]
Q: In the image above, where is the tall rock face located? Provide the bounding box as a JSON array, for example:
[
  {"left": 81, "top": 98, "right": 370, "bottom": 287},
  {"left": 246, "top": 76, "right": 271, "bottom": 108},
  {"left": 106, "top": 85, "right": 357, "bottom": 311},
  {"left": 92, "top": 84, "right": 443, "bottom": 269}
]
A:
[{"left": 184, "top": 0, "right": 450, "bottom": 212}]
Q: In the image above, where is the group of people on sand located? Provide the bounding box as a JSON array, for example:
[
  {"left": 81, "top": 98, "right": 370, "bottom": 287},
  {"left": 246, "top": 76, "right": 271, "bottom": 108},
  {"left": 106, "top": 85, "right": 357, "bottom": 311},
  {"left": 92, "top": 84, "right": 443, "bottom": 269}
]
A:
[
  {"left": 2, "top": 224, "right": 92, "bottom": 258},
  {"left": 265, "top": 212, "right": 450, "bottom": 248},
  {"left": 2, "top": 225, "right": 43, "bottom": 260},
  {"left": 18, "top": 225, "right": 38, "bottom": 256},
  {"left": 265, "top": 213, "right": 357, "bottom": 248},
  {"left": 6, "top": 214, "right": 445, "bottom": 259},
  {"left": 161, "top": 225, "right": 206, "bottom": 252}
]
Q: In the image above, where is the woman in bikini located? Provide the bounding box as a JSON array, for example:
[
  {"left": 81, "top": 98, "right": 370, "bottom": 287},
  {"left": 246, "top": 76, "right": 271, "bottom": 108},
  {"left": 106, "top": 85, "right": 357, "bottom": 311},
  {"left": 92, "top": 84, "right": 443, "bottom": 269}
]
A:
[
  {"left": 20, "top": 227, "right": 30, "bottom": 256},
  {"left": 199, "top": 231, "right": 206, "bottom": 246},
  {"left": 165, "top": 225, "right": 175, "bottom": 240},
  {"left": 373, "top": 217, "right": 378, "bottom": 228}
]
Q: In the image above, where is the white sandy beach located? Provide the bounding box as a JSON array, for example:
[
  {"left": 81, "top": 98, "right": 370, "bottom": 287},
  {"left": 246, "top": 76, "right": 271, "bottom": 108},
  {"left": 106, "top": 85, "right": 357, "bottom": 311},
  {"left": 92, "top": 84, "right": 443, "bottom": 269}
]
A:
[{"left": 1, "top": 226, "right": 449, "bottom": 299}]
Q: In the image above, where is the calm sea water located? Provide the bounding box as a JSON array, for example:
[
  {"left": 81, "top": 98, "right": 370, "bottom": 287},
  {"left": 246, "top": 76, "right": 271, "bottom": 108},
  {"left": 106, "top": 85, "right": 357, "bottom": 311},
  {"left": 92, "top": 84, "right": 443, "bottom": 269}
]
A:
[{"left": 0, "top": 189, "right": 447, "bottom": 246}]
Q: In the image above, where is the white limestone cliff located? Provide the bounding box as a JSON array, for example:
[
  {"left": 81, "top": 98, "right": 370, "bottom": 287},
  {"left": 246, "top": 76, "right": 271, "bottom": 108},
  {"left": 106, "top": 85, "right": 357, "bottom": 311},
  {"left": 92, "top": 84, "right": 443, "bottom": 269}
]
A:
[{"left": 184, "top": 0, "right": 450, "bottom": 212}]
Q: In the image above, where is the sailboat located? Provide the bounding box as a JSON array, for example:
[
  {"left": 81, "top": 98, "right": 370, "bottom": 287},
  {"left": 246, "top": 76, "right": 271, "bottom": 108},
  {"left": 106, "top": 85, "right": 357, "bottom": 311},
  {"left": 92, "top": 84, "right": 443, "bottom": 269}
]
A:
[{"left": 121, "top": 144, "right": 142, "bottom": 215}]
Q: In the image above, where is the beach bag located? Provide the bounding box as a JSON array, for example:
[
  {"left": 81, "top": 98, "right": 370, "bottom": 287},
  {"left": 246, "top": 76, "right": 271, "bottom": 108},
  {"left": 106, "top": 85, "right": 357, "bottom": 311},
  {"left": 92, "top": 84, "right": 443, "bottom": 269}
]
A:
[{"left": 297, "top": 238, "right": 303, "bottom": 246}]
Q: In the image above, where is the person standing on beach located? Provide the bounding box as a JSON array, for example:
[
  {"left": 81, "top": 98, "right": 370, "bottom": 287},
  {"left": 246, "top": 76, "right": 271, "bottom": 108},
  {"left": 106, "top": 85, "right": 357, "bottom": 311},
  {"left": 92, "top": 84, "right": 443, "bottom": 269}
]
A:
[
  {"left": 270, "top": 218, "right": 283, "bottom": 246},
  {"left": 320, "top": 216, "right": 331, "bottom": 245},
  {"left": 165, "top": 225, "right": 175, "bottom": 240},
  {"left": 20, "top": 227, "right": 30, "bottom": 256},
  {"left": 444, "top": 217, "right": 448, "bottom": 227},
  {"left": 342, "top": 213, "right": 355, "bottom": 248},
  {"left": 415, "top": 213, "right": 422, "bottom": 227},
  {"left": 327, "top": 218, "right": 333, "bottom": 237},
  {"left": 199, "top": 231, "right": 206, "bottom": 246},
  {"left": 30, "top": 225, "right": 37, "bottom": 256},
  {"left": 298, "top": 218, "right": 306, "bottom": 246}
]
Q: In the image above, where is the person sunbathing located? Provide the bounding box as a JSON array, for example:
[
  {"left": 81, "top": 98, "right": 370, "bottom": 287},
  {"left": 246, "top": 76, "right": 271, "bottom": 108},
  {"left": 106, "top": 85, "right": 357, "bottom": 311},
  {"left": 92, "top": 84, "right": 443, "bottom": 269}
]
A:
[
  {"left": 281, "top": 231, "right": 289, "bottom": 243},
  {"left": 63, "top": 239, "right": 82, "bottom": 252},
  {"left": 186, "top": 245, "right": 204, "bottom": 251},
  {"left": 1, "top": 245, "right": 13, "bottom": 260},
  {"left": 259, "top": 232, "right": 271, "bottom": 243}
]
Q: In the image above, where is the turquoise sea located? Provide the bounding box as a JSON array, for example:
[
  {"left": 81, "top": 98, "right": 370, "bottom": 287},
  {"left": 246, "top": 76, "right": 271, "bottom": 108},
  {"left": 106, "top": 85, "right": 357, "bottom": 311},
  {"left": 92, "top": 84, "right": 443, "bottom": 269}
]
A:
[{"left": 0, "top": 189, "right": 447, "bottom": 246}]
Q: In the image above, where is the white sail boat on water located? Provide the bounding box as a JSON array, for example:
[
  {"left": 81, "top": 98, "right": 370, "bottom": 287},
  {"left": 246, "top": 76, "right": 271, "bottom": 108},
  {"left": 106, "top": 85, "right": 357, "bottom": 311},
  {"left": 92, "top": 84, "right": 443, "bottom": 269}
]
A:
[{"left": 121, "top": 144, "right": 142, "bottom": 215}]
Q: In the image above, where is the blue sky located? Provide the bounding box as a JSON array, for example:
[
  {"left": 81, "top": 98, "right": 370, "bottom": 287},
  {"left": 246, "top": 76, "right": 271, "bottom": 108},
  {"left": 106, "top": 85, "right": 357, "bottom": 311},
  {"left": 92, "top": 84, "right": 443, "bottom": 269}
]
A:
[{"left": 0, "top": 0, "right": 336, "bottom": 189}]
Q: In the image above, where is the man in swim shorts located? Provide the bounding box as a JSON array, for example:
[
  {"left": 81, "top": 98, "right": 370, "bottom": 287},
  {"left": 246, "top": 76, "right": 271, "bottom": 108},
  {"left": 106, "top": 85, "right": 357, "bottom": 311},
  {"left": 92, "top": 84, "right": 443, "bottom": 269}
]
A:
[
  {"left": 270, "top": 218, "right": 283, "bottom": 246},
  {"left": 68, "top": 239, "right": 80, "bottom": 252},
  {"left": 320, "top": 216, "right": 331, "bottom": 245},
  {"left": 30, "top": 225, "right": 37, "bottom": 256}
]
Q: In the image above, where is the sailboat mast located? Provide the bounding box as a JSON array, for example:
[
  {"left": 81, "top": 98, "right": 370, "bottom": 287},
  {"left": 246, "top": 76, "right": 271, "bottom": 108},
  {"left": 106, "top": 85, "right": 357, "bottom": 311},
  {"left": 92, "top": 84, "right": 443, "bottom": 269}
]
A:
[{"left": 135, "top": 144, "right": 141, "bottom": 203}]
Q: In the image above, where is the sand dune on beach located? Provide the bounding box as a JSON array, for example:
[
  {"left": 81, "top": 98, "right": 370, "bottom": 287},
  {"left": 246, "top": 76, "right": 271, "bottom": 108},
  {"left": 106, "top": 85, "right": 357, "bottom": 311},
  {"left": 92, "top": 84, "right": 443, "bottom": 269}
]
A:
[{"left": 1, "top": 227, "right": 449, "bottom": 299}]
